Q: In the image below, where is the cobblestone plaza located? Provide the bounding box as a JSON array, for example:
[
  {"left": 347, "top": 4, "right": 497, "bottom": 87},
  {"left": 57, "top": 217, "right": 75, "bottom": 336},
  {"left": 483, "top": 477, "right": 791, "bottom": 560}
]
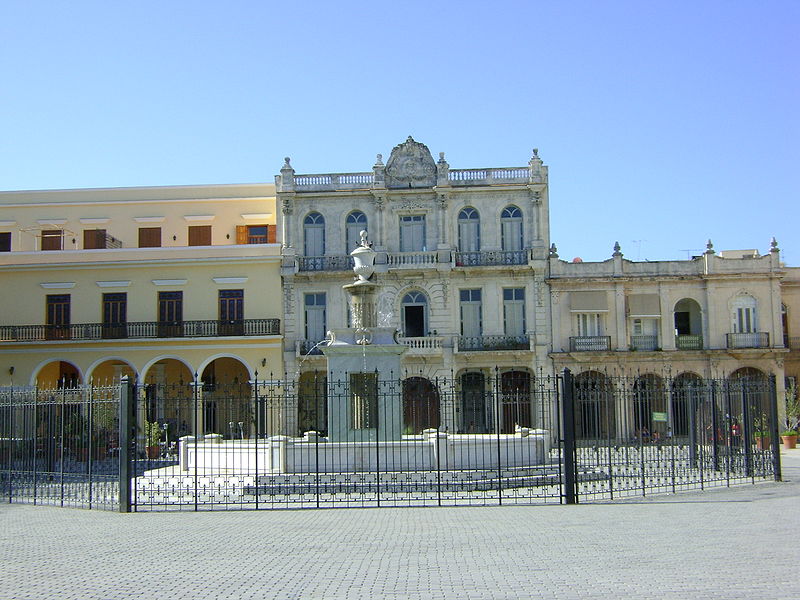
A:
[{"left": 2, "top": 450, "right": 798, "bottom": 599}]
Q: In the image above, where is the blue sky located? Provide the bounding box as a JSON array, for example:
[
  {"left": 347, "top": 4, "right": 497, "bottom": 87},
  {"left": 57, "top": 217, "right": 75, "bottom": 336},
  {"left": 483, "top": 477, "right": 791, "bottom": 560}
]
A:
[{"left": 1, "top": 1, "right": 797, "bottom": 264}]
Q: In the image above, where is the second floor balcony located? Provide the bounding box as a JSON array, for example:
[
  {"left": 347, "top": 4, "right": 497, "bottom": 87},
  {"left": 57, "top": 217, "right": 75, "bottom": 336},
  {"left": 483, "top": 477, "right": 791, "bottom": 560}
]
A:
[
  {"left": 675, "top": 334, "right": 703, "bottom": 350},
  {"left": 569, "top": 336, "right": 611, "bottom": 352},
  {"left": 726, "top": 332, "right": 769, "bottom": 349},
  {"left": 456, "top": 334, "right": 530, "bottom": 352},
  {"left": 298, "top": 255, "right": 353, "bottom": 272},
  {"left": 629, "top": 335, "right": 659, "bottom": 351},
  {"left": 0, "top": 319, "right": 281, "bottom": 342},
  {"left": 454, "top": 250, "right": 528, "bottom": 267}
]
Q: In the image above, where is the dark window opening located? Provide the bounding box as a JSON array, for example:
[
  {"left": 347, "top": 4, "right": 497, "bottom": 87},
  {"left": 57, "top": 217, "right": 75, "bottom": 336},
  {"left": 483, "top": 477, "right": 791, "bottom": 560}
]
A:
[
  {"left": 46, "top": 294, "right": 71, "bottom": 340},
  {"left": 0, "top": 232, "right": 11, "bottom": 252},
  {"left": 403, "top": 305, "right": 425, "bottom": 337},
  {"left": 102, "top": 293, "right": 127, "bottom": 339},
  {"left": 219, "top": 289, "right": 244, "bottom": 335},
  {"left": 158, "top": 291, "right": 183, "bottom": 337}
]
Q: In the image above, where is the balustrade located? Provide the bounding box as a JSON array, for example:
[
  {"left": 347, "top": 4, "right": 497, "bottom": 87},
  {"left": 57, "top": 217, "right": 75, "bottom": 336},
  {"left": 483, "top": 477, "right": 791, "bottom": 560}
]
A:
[
  {"left": 454, "top": 250, "right": 528, "bottom": 267},
  {"left": 457, "top": 335, "right": 530, "bottom": 352}
]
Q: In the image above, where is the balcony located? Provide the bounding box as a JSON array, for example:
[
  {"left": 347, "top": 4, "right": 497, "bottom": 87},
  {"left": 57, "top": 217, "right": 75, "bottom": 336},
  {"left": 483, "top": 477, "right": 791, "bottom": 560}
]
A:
[
  {"left": 569, "top": 336, "right": 611, "bottom": 352},
  {"left": 457, "top": 335, "right": 530, "bottom": 352},
  {"left": 676, "top": 334, "right": 703, "bottom": 350},
  {"left": 726, "top": 332, "right": 769, "bottom": 349},
  {"left": 629, "top": 335, "right": 659, "bottom": 351},
  {"left": 398, "top": 336, "right": 444, "bottom": 353},
  {"left": 0, "top": 319, "right": 281, "bottom": 342},
  {"left": 297, "top": 255, "right": 353, "bottom": 272},
  {"left": 454, "top": 250, "right": 528, "bottom": 267},
  {"left": 386, "top": 251, "right": 439, "bottom": 268}
]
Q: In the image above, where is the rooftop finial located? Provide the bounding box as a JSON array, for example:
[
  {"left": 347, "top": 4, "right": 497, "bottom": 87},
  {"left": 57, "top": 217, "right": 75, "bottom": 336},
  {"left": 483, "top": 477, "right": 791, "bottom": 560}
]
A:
[
  {"left": 549, "top": 243, "right": 558, "bottom": 258},
  {"left": 282, "top": 157, "right": 292, "bottom": 168},
  {"left": 612, "top": 241, "right": 622, "bottom": 257},
  {"left": 375, "top": 153, "right": 383, "bottom": 166},
  {"left": 770, "top": 237, "right": 779, "bottom": 252},
  {"left": 705, "top": 239, "right": 715, "bottom": 254}
]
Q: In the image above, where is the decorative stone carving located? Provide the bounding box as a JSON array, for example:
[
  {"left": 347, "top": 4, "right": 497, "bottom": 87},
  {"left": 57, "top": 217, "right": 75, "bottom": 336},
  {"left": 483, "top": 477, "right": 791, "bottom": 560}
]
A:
[
  {"left": 397, "top": 197, "right": 427, "bottom": 211},
  {"left": 281, "top": 197, "right": 293, "bottom": 215},
  {"left": 385, "top": 137, "right": 437, "bottom": 189}
]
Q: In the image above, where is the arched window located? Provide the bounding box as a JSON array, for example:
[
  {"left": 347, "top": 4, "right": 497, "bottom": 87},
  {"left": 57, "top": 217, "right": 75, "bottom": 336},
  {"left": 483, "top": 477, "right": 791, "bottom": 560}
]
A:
[
  {"left": 303, "top": 212, "right": 325, "bottom": 257},
  {"left": 500, "top": 205, "right": 523, "bottom": 251},
  {"left": 401, "top": 291, "right": 428, "bottom": 338},
  {"left": 458, "top": 207, "right": 480, "bottom": 252},
  {"left": 402, "top": 377, "right": 440, "bottom": 434},
  {"left": 346, "top": 211, "right": 367, "bottom": 252},
  {"left": 731, "top": 294, "right": 757, "bottom": 333}
]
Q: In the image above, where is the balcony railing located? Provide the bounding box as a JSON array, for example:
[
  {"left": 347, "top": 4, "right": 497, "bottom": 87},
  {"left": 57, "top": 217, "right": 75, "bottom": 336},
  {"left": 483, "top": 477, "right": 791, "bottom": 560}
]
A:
[
  {"left": 298, "top": 255, "right": 353, "bottom": 272},
  {"left": 457, "top": 335, "right": 530, "bottom": 352},
  {"left": 676, "top": 334, "right": 703, "bottom": 350},
  {"left": 0, "top": 319, "right": 281, "bottom": 342},
  {"left": 726, "top": 332, "right": 769, "bottom": 349},
  {"left": 454, "top": 250, "right": 528, "bottom": 267},
  {"left": 630, "top": 335, "right": 659, "bottom": 351},
  {"left": 386, "top": 251, "right": 439, "bottom": 268},
  {"left": 398, "top": 336, "right": 444, "bottom": 351},
  {"left": 569, "top": 336, "right": 611, "bottom": 352}
]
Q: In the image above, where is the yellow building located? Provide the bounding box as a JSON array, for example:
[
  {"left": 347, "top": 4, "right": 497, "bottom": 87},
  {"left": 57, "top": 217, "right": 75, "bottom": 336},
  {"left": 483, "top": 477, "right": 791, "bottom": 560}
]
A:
[{"left": 0, "top": 183, "right": 283, "bottom": 434}]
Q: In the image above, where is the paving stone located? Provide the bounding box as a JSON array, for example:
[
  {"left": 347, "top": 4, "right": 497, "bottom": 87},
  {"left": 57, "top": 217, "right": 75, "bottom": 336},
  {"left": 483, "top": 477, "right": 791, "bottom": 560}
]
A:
[{"left": 2, "top": 450, "right": 799, "bottom": 599}]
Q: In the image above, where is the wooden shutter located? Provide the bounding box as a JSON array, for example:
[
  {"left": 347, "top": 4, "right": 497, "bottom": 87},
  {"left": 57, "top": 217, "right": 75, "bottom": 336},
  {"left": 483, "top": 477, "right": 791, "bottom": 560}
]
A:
[
  {"left": 84, "top": 229, "right": 106, "bottom": 249},
  {"left": 41, "top": 230, "right": 63, "bottom": 251},
  {"left": 188, "top": 225, "right": 212, "bottom": 246},
  {"left": 267, "top": 224, "right": 276, "bottom": 243},
  {"left": 236, "top": 225, "right": 248, "bottom": 245},
  {"left": 138, "top": 227, "right": 161, "bottom": 248}
]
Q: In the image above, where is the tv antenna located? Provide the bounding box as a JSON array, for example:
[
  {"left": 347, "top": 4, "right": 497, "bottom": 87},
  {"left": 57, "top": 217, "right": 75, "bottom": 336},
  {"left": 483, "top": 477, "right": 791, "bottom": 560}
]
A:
[{"left": 680, "top": 248, "right": 704, "bottom": 259}]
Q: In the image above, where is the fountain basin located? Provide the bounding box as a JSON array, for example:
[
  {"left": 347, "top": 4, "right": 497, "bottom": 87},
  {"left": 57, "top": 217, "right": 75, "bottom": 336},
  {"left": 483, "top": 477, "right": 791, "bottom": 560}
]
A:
[{"left": 179, "top": 428, "right": 550, "bottom": 475}]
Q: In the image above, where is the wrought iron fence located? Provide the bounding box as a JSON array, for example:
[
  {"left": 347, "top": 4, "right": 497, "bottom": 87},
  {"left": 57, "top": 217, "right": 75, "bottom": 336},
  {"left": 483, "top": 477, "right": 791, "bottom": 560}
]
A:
[
  {"left": 0, "top": 370, "right": 780, "bottom": 512},
  {"left": 0, "top": 383, "right": 122, "bottom": 510}
]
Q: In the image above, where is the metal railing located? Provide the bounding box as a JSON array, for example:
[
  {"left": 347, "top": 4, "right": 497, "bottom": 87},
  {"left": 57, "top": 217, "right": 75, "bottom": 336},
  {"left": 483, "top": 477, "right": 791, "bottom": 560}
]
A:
[
  {"left": 0, "top": 319, "right": 281, "bottom": 342},
  {"left": 297, "top": 255, "right": 353, "bottom": 272},
  {"left": 676, "top": 334, "right": 704, "bottom": 350},
  {"left": 726, "top": 332, "right": 769, "bottom": 349},
  {"left": 569, "top": 336, "right": 611, "bottom": 352},
  {"left": 454, "top": 250, "right": 528, "bottom": 267},
  {"left": 457, "top": 335, "right": 530, "bottom": 352},
  {"left": 630, "top": 335, "right": 659, "bottom": 351}
]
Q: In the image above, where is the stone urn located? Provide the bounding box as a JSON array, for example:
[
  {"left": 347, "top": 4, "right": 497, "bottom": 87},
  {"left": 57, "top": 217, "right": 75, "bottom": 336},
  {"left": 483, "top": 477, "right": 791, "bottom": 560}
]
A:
[{"left": 351, "top": 230, "right": 376, "bottom": 283}]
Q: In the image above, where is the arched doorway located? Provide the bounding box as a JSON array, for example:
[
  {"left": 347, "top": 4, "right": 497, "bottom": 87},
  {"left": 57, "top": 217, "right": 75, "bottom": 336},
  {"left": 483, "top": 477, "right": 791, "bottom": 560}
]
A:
[
  {"left": 297, "top": 371, "right": 327, "bottom": 436},
  {"left": 674, "top": 298, "right": 703, "bottom": 349},
  {"left": 460, "top": 372, "right": 487, "bottom": 433},
  {"left": 728, "top": 367, "right": 770, "bottom": 443},
  {"left": 142, "top": 358, "right": 194, "bottom": 438},
  {"left": 500, "top": 370, "right": 531, "bottom": 433},
  {"left": 671, "top": 373, "right": 703, "bottom": 437},
  {"left": 401, "top": 291, "right": 428, "bottom": 338},
  {"left": 633, "top": 374, "right": 667, "bottom": 440},
  {"left": 402, "top": 377, "right": 440, "bottom": 434},
  {"left": 200, "top": 357, "right": 252, "bottom": 438},
  {"left": 574, "top": 371, "right": 615, "bottom": 440},
  {"left": 36, "top": 360, "right": 82, "bottom": 389},
  {"left": 88, "top": 359, "right": 135, "bottom": 384}
]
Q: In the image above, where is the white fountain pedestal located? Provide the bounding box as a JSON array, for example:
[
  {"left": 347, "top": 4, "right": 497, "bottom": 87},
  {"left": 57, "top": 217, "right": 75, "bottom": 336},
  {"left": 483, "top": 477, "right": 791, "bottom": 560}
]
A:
[{"left": 322, "top": 327, "right": 406, "bottom": 442}]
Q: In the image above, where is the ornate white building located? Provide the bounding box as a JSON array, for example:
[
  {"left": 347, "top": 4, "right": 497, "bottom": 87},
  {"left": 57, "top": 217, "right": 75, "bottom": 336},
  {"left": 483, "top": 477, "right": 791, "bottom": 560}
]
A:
[
  {"left": 277, "top": 137, "right": 552, "bottom": 435},
  {"left": 276, "top": 137, "right": 792, "bottom": 440}
]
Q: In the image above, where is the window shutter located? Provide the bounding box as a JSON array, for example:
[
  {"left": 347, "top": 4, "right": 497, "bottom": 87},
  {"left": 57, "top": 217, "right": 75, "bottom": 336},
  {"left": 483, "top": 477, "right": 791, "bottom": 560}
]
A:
[
  {"left": 267, "top": 224, "right": 276, "bottom": 244},
  {"left": 138, "top": 227, "right": 161, "bottom": 248},
  {"left": 236, "top": 225, "right": 247, "bottom": 245},
  {"left": 189, "top": 225, "right": 211, "bottom": 246}
]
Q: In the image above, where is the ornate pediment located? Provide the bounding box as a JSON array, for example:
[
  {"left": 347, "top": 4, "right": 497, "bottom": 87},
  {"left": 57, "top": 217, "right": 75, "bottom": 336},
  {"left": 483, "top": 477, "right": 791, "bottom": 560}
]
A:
[{"left": 385, "top": 137, "right": 437, "bottom": 189}]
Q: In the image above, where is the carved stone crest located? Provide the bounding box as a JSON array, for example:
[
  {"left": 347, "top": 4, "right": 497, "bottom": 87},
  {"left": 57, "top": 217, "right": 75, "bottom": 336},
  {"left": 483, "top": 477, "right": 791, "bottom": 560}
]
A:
[{"left": 385, "top": 136, "right": 437, "bottom": 189}]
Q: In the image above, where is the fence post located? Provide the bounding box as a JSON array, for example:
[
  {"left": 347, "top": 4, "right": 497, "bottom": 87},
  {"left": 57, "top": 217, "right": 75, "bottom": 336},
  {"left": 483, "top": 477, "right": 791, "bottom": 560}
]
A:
[
  {"left": 560, "top": 368, "right": 577, "bottom": 504},
  {"left": 118, "top": 376, "right": 135, "bottom": 513},
  {"left": 769, "top": 374, "right": 782, "bottom": 482}
]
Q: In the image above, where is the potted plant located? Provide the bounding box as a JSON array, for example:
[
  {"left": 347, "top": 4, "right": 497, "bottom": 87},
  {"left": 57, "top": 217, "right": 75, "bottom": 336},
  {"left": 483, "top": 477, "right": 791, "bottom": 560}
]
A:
[
  {"left": 781, "top": 381, "right": 799, "bottom": 450},
  {"left": 752, "top": 412, "right": 770, "bottom": 450},
  {"left": 144, "top": 421, "right": 161, "bottom": 459}
]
